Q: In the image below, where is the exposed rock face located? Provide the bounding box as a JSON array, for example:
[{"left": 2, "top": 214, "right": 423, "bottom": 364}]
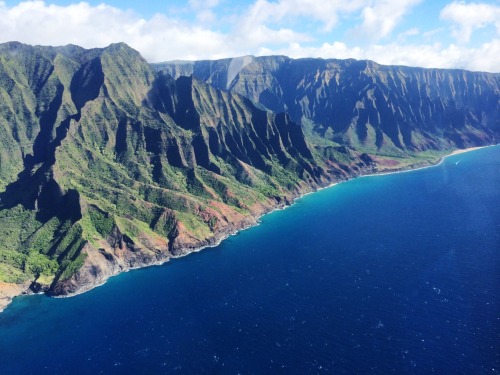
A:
[
  {"left": 0, "top": 42, "right": 341, "bottom": 303},
  {"left": 156, "top": 56, "right": 499, "bottom": 153},
  {"left": 0, "top": 281, "right": 32, "bottom": 312},
  {"left": 0, "top": 42, "right": 498, "bottom": 309}
]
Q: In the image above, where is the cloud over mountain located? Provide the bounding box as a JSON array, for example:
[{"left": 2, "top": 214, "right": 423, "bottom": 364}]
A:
[{"left": 0, "top": 0, "right": 498, "bottom": 72}]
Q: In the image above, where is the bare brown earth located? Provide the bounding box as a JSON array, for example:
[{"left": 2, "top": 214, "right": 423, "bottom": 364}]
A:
[
  {"left": 46, "top": 193, "right": 277, "bottom": 298},
  {"left": 0, "top": 281, "right": 32, "bottom": 312}
]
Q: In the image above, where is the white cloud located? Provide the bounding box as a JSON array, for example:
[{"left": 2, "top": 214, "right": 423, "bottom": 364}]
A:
[
  {"left": 354, "top": 0, "right": 423, "bottom": 40},
  {"left": 232, "top": 1, "right": 314, "bottom": 49},
  {"left": 0, "top": 1, "right": 141, "bottom": 48},
  {"left": 440, "top": 1, "right": 500, "bottom": 43},
  {"left": 0, "top": 1, "right": 498, "bottom": 72},
  {"left": 199, "top": 10, "right": 216, "bottom": 23},
  {"left": 0, "top": 1, "right": 234, "bottom": 60},
  {"left": 403, "top": 28, "right": 420, "bottom": 36},
  {"left": 394, "top": 27, "right": 420, "bottom": 43},
  {"left": 242, "top": 0, "right": 368, "bottom": 33},
  {"left": 422, "top": 27, "right": 446, "bottom": 38},
  {"left": 189, "top": 0, "right": 220, "bottom": 23},
  {"left": 0, "top": 1, "right": 312, "bottom": 61},
  {"left": 262, "top": 39, "right": 500, "bottom": 72},
  {"left": 189, "top": 0, "right": 221, "bottom": 10}
]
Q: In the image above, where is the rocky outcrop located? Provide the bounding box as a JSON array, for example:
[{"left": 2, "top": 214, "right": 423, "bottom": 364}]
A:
[{"left": 0, "top": 281, "right": 32, "bottom": 312}]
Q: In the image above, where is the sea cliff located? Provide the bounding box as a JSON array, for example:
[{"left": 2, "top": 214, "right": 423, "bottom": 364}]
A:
[{"left": 0, "top": 42, "right": 498, "bottom": 311}]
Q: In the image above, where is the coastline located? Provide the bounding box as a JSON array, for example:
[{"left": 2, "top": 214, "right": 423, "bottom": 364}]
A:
[
  {"left": 359, "top": 145, "right": 494, "bottom": 180},
  {"left": 0, "top": 282, "right": 32, "bottom": 313},
  {"left": 448, "top": 146, "right": 486, "bottom": 156},
  {"left": 0, "top": 144, "right": 496, "bottom": 313}
]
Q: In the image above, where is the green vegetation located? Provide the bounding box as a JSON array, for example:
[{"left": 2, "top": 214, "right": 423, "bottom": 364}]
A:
[
  {"left": 88, "top": 207, "right": 115, "bottom": 238},
  {"left": 0, "top": 42, "right": 328, "bottom": 291},
  {"left": 0, "top": 207, "right": 61, "bottom": 282},
  {"left": 58, "top": 253, "right": 87, "bottom": 281},
  {"left": 0, "top": 42, "right": 496, "bottom": 296}
]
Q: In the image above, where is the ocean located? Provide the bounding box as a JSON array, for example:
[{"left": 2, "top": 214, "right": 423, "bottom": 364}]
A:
[{"left": 0, "top": 146, "right": 498, "bottom": 374}]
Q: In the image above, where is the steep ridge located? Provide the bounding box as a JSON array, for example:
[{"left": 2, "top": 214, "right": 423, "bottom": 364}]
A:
[
  {"left": 0, "top": 42, "right": 94, "bottom": 298},
  {"left": 0, "top": 43, "right": 498, "bottom": 310},
  {"left": 0, "top": 42, "right": 356, "bottom": 308},
  {"left": 156, "top": 56, "right": 499, "bottom": 154}
]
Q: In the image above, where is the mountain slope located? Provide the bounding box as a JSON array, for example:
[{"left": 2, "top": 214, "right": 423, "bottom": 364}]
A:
[
  {"left": 0, "top": 43, "right": 498, "bottom": 310},
  {"left": 0, "top": 42, "right": 347, "bottom": 306},
  {"left": 155, "top": 56, "right": 499, "bottom": 154}
]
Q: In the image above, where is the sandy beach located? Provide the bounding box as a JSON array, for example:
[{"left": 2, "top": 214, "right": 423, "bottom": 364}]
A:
[{"left": 448, "top": 146, "right": 486, "bottom": 156}]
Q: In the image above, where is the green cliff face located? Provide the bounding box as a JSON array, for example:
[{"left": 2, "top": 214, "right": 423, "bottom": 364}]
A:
[
  {"left": 155, "top": 56, "right": 499, "bottom": 155},
  {"left": 0, "top": 42, "right": 498, "bottom": 298},
  {"left": 0, "top": 42, "right": 337, "bottom": 295}
]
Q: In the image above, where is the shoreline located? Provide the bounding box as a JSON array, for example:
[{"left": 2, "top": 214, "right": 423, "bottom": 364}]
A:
[
  {"left": 358, "top": 145, "right": 493, "bottom": 180},
  {"left": 448, "top": 146, "right": 486, "bottom": 156},
  {"left": 51, "top": 215, "right": 265, "bottom": 301},
  {"left": 0, "top": 144, "right": 496, "bottom": 313}
]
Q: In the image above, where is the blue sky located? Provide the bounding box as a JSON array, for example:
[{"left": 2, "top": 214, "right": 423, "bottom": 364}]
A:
[{"left": 0, "top": 0, "right": 499, "bottom": 71}]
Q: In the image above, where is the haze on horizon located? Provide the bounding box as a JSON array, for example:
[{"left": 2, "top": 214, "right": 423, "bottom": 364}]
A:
[{"left": 0, "top": 0, "right": 499, "bottom": 72}]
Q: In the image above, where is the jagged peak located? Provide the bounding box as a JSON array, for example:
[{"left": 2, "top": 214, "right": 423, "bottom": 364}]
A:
[
  {"left": 103, "top": 42, "right": 139, "bottom": 54},
  {"left": 155, "top": 54, "right": 500, "bottom": 75},
  {"left": 0, "top": 41, "right": 145, "bottom": 64},
  {"left": 0, "top": 40, "right": 26, "bottom": 49}
]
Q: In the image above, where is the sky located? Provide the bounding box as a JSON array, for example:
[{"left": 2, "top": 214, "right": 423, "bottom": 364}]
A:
[{"left": 0, "top": 0, "right": 499, "bottom": 72}]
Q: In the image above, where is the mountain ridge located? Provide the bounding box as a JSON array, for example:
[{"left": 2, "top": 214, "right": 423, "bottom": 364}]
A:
[
  {"left": 155, "top": 55, "right": 499, "bottom": 154},
  {"left": 0, "top": 42, "right": 498, "bottom": 311}
]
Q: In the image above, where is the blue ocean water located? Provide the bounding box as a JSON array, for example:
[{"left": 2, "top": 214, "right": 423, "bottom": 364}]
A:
[{"left": 0, "top": 146, "right": 499, "bottom": 374}]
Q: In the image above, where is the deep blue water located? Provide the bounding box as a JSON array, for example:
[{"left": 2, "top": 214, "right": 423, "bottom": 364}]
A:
[{"left": 0, "top": 146, "right": 499, "bottom": 374}]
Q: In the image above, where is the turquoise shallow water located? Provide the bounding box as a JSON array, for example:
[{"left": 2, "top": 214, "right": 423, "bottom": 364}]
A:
[{"left": 0, "top": 146, "right": 499, "bottom": 374}]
